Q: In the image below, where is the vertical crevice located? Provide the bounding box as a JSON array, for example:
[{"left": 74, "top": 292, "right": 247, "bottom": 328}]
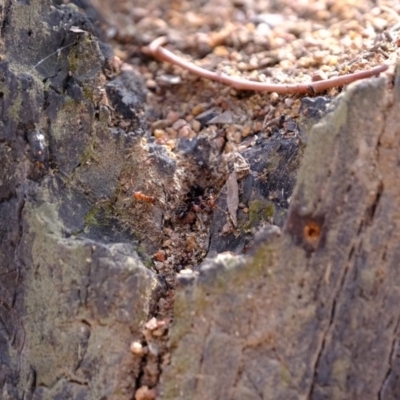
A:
[
  {"left": 307, "top": 242, "right": 356, "bottom": 399},
  {"left": 378, "top": 315, "right": 400, "bottom": 400}
]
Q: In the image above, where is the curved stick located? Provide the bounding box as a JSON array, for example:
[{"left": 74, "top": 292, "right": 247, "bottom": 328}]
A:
[{"left": 148, "top": 37, "right": 389, "bottom": 94}]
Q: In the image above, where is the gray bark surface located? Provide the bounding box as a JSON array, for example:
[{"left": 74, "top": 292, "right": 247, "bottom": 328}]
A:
[
  {"left": 0, "top": 1, "right": 167, "bottom": 399},
  {"left": 159, "top": 71, "right": 400, "bottom": 400}
]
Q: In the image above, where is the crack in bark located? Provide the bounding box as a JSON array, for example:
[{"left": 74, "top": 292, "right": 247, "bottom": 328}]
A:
[
  {"left": 194, "top": 321, "right": 212, "bottom": 394},
  {"left": 307, "top": 243, "right": 355, "bottom": 399},
  {"left": 231, "top": 342, "right": 244, "bottom": 388},
  {"left": 307, "top": 179, "right": 384, "bottom": 399},
  {"left": 378, "top": 315, "right": 400, "bottom": 400},
  {"left": 0, "top": 0, "right": 12, "bottom": 39}
]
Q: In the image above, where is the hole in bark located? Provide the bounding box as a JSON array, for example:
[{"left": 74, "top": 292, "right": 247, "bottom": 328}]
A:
[{"left": 303, "top": 221, "right": 321, "bottom": 241}]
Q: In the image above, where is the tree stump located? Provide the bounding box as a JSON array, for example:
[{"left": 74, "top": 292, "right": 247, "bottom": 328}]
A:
[
  {"left": 159, "top": 72, "right": 400, "bottom": 400},
  {"left": 1, "top": 1, "right": 399, "bottom": 400},
  {"left": 0, "top": 1, "right": 167, "bottom": 399}
]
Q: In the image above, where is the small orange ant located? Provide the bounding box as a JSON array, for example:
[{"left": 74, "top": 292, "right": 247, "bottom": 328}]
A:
[{"left": 133, "top": 191, "right": 156, "bottom": 204}]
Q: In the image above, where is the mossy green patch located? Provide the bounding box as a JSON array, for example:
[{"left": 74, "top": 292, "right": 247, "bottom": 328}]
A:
[
  {"left": 8, "top": 90, "right": 22, "bottom": 121},
  {"left": 82, "top": 84, "right": 95, "bottom": 101},
  {"left": 84, "top": 207, "right": 100, "bottom": 227},
  {"left": 280, "top": 363, "right": 291, "bottom": 386},
  {"left": 243, "top": 198, "right": 275, "bottom": 230},
  {"left": 170, "top": 292, "right": 194, "bottom": 346},
  {"left": 332, "top": 355, "right": 351, "bottom": 390},
  {"left": 83, "top": 200, "right": 118, "bottom": 234},
  {"left": 80, "top": 140, "right": 100, "bottom": 165},
  {"left": 265, "top": 151, "right": 281, "bottom": 173},
  {"left": 67, "top": 35, "right": 101, "bottom": 77}
]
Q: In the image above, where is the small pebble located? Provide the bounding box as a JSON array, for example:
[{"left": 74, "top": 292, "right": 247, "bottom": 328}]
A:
[
  {"left": 191, "top": 119, "right": 201, "bottom": 132},
  {"left": 151, "top": 119, "right": 170, "bottom": 130},
  {"left": 191, "top": 103, "right": 209, "bottom": 116},
  {"left": 178, "top": 125, "right": 191, "bottom": 138},
  {"left": 213, "top": 45, "right": 229, "bottom": 56},
  {"left": 158, "top": 74, "right": 181, "bottom": 85},
  {"left": 311, "top": 71, "right": 327, "bottom": 82},
  {"left": 284, "top": 98, "right": 294, "bottom": 107},
  {"left": 145, "top": 317, "right": 158, "bottom": 331},
  {"left": 172, "top": 118, "right": 187, "bottom": 131},
  {"left": 148, "top": 342, "right": 159, "bottom": 356},
  {"left": 146, "top": 79, "right": 157, "bottom": 89},
  {"left": 179, "top": 268, "right": 193, "bottom": 275},
  {"left": 165, "top": 110, "right": 180, "bottom": 125},
  {"left": 166, "top": 139, "right": 176, "bottom": 150},
  {"left": 241, "top": 125, "right": 252, "bottom": 138},
  {"left": 153, "top": 129, "right": 166, "bottom": 139},
  {"left": 269, "top": 92, "right": 279, "bottom": 103},
  {"left": 152, "top": 327, "right": 166, "bottom": 337},
  {"left": 162, "top": 239, "right": 172, "bottom": 247},
  {"left": 135, "top": 386, "right": 156, "bottom": 400},
  {"left": 165, "top": 127, "right": 178, "bottom": 138},
  {"left": 130, "top": 341, "right": 144, "bottom": 356}
]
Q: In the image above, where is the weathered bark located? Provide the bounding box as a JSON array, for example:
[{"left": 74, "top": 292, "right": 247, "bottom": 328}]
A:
[
  {"left": 159, "top": 72, "right": 400, "bottom": 400},
  {"left": 0, "top": 1, "right": 169, "bottom": 399}
]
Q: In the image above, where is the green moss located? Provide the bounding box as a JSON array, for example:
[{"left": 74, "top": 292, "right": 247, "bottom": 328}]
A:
[
  {"left": 136, "top": 244, "right": 153, "bottom": 269},
  {"left": 265, "top": 152, "right": 281, "bottom": 173},
  {"left": 67, "top": 45, "right": 79, "bottom": 74},
  {"left": 170, "top": 294, "right": 193, "bottom": 346},
  {"left": 280, "top": 363, "right": 291, "bottom": 386},
  {"left": 244, "top": 199, "right": 275, "bottom": 230},
  {"left": 332, "top": 356, "right": 351, "bottom": 389},
  {"left": 162, "top": 383, "right": 180, "bottom": 400},
  {"left": 67, "top": 35, "right": 99, "bottom": 76},
  {"left": 8, "top": 90, "right": 22, "bottom": 120},
  {"left": 83, "top": 201, "right": 116, "bottom": 231},
  {"left": 84, "top": 207, "right": 100, "bottom": 227},
  {"left": 80, "top": 141, "right": 100, "bottom": 165},
  {"left": 63, "top": 96, "right": 77, "bottom": 109},
  {"left": 265, "top": 202, "right": 275, "bottom": 219},
  {"left": 82, "top": 84, "right": 95, "bottom": 101}
]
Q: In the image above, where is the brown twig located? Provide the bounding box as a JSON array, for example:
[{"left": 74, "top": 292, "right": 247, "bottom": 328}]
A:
[{"left": 147, "top": 36, "right": 389, "bottom": 94}]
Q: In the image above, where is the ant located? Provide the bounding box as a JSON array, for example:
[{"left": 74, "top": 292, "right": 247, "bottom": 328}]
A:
[{"left": 133, "top": 191, "right": 156, "bottom": 205}]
